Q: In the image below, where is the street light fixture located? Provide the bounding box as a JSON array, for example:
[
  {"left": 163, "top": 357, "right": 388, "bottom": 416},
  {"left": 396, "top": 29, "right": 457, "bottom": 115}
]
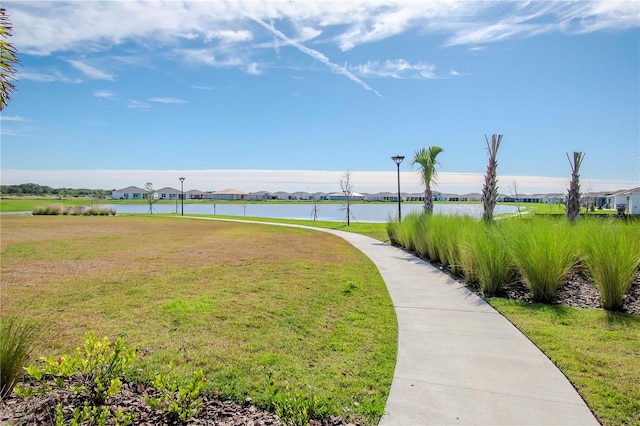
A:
[
  {"left": 179, "top": 177, "right": 185, "bottom": 216},
  {"left": 391, "top": 155, "right": 405, "bottom": 221}
]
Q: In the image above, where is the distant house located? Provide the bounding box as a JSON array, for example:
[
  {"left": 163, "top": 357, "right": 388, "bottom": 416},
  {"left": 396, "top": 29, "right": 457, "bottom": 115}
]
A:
[
  {"left": 112, "top": 186, "right": 145, "bottom": 200},
  {"left": 442, "top": 193, "right": 468, "bottom": 202},
  {"left": 272, "top": 191, "right": 291, "bottom": 200},
  {"left": 211, "top": 188, "right": 247, "bottom": 200},
  {"left": 325, "top": 192, "right": 365, "bottom": 201},
  {"left": 290, "top": 191, "right": 311, "bottom": 200},
  {"left": 187, "top": 189, "right": 207, "bottom": 200},
  {"left": 310, "top": 192, "right": 327, "bottom": 201},
  {"left": 247, "top": 191, "right": 273, "bottom": 201},
  {"left": 461, "top": 193, "right": 482, "bottom": 202},
  {"left": 608, "top": 187, "right": 640, "bottom": 214},
  {"left": 156, "top": 187, "right": 180, "bottom": 200},
  {"left": 365, "top": 192, "right": 398, "bottom": 202}
]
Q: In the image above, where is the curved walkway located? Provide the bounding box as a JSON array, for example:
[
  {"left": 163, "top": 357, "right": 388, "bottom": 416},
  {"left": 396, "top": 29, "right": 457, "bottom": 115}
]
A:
[{"left": 185, "top": 217, "right": 599, "bottom": 425}]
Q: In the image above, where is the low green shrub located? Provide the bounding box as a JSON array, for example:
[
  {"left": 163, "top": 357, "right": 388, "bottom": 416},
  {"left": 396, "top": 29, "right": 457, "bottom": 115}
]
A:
[
  {"left": 144, "top": 363, "right": 207, "bottom": 421},
  {"left": 264, "top": 371, "right": 327, "bottom": 426},
  {"left": 579, "top": 221, "right": 640, "bottom": 310},
  {"left": 0, "top": 315, "right": 38, "bottom": 400},
  {"left": 17, "top": 331, "right": 136, "bottom": 405}
]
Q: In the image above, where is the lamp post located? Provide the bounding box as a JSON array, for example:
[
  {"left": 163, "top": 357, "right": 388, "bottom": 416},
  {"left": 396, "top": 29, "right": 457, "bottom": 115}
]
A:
[
  {"left": 179, "top": 177, "right": 185, "bottom": 216},
  {"left": 391, "top": 155, "right": 405, "bottom": 221}
]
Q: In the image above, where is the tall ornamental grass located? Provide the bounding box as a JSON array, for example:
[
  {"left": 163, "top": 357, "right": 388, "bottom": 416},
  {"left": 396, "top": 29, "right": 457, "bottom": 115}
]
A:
[
  {"left": 0, "top": 315, "right": 38, "bottom": 400},
  {"left": 464, "top": 226, "right": 515, "bottom": 295},
  {"left": 579, "top": 220, "right": 640, "bottom": 311},
  {"left": 397, "top": 212, "right": 422, "bottom": 252},
  {"left": 504, "top": 220, "right": 576, "bottom": 302}
]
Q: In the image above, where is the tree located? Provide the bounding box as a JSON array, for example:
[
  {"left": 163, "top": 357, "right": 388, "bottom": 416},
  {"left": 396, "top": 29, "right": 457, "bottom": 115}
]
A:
[
  {"left": 1, "top": 7, "right": 18, "bottom": 111},
  {"left": 412, "top": 146, "right": 444, "bottom": 214},
  {"left": 339, "top": 170, "right": 354, "bottom": 226},
  {"left": 482, "top": 134, "right": 503, "bottom": 224},
  {"left": 566, "top": 151, "right": 585, "bottom": 223},
  {"left": 144, "top": 182, "right": 157, "bottom": 214}
]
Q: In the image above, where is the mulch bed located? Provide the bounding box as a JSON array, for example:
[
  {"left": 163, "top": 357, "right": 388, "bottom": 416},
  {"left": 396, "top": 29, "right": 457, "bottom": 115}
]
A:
[
  {"left": 436, "top": 262, "right": 640, "bottom": 316},
  {"left": 0, "top": 380, "right": 353, "bottom": 425}
]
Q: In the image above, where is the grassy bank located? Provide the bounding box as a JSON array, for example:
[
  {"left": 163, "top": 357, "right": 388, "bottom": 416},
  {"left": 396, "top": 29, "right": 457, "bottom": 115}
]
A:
[
  {"left": 0, "top": 215, "right": 397, "bottom": 423},
  {"left": 488, "top": 299, "right": 640, "bottom": 426}
]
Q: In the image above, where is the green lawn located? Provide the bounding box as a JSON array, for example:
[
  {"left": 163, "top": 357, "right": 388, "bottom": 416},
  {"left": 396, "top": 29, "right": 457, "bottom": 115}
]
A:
[
  {"left": 1, "top": 216, "right": 396, "bottom": 423},
  {"left": 487, "top": 299, "right": 639, "bottom": 426},
  {"left": 2, "top": 210, "right": 637, "bottom": 425}
]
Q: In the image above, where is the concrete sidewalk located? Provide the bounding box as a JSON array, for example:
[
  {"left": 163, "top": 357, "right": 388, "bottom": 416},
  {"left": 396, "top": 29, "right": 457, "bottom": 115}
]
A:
[
  {"left": 326, "top": 230, "right": 599, "bottom": 426},
  {"left": 185, "top": 217, "right": 599, "bottom": 425}
]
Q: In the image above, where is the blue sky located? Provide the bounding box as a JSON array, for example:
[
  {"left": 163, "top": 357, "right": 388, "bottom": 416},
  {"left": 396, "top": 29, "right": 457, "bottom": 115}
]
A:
[{"left": 1, "top": 1, "right": 639, "bottom": 194}]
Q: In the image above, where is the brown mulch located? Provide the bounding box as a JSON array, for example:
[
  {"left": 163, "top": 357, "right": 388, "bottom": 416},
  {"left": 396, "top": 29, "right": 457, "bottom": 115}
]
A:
[
  {"left": 0, "top": 380, "right": 353, "bottom": 426},
  {"left": 437, "top": 262, "right": 640, "bottom": 316}
]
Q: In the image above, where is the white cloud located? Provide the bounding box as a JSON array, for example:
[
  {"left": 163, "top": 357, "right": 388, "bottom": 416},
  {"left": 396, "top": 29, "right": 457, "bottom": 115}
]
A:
[
  {"left": 249, "top": 16, "right": 382, "bottom": 96},
  {"left": 127, "top": 100, "right": 151, "bottom": 110},
  {"left": 94, "top": 90, "right": 116, "bottom": 99},
  {"left": 204, "top": 29, "right": 253, "bottom": 43},
  {"left": 1, "top": 168, "right": 635, "bottom": 195},
  {"left": 450, "top": 69, "right": 462, "bottom": 76},
  {"left": 351, "top": 59, "right": 436, "bottom": 79},
  {"left": 191, "top": 85, "right": 216, "bottom": 90},
  {"left": 68, "top": 60, "right": 115, "bottom": 81},
  {"left": 246, "top": 62, "right": 261, "bottom": 75},
  {"left": 148, "top": 97, "right": 187, "bottom": 104},
  {"left": 17, "top": 70, "right": 82, "bottom": 83},
  {"left": 0, "top": 115, "right": 30, "bottom": 122},
  {"left": 9, "top": 1, "right": 638, "bottom": 58}
]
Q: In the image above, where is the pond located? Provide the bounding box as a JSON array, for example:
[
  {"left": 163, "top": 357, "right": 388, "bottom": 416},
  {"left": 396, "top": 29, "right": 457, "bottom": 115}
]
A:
[{"left": 106, "top": 202, "right": 519, "bottom": 223}]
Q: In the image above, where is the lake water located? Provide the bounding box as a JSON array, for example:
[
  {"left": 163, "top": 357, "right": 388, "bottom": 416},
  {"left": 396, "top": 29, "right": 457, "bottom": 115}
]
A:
[{"left": 106, "top": 202, "right": 519, "bottom": 222}]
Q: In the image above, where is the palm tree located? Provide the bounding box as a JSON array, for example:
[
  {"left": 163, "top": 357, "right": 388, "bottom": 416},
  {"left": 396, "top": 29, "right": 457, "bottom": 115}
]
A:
[
  {"left": 412, "top": 146, "right": 444, "bottom": 214},
  {"left": 482, "top": 134, "right": 503, "bottom": 224},
  {"left": 0, "top": 7, "right": 18, "bottom": 111},
  {"left": 566, "top": 151, "right": 585, "bottom": 223}
]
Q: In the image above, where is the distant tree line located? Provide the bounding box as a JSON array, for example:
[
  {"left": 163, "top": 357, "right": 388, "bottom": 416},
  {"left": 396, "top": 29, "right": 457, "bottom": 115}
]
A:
[{"left": 0, "top": 183, "right": 113, "bottom": 198}]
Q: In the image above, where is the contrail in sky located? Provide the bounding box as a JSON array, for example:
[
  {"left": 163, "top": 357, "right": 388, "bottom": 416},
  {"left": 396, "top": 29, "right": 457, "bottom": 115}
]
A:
[{"left": 249, "top": 16, "right": 382, "bottom": 97}]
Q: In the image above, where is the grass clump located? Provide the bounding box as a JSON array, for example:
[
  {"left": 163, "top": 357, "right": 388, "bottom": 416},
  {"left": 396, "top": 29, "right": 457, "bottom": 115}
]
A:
[
  {"left": 32, "top": 204, "right": 116, "bottom": 216},
  {"left": 0, "top": 314, "right": 38, "bottom": 400},
  {"left": 503, "top": 219, "right": 576, "bottom": 302},
  {"left": 579, "top": 220, "right": 640, "bottom": 310},
  {"left": 463, "top": 226, "right": 515, "bottom": 295}
]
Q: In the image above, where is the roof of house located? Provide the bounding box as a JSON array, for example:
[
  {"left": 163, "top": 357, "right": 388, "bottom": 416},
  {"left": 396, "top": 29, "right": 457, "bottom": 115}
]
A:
[
  {"left": 156, "top": 187, "right": 179, "bottom": 193},
  {"left": 114, "top": 186, "right": 145, "bottom": 192},
  {"left": 213, "top": 188, "right": 247, "bottom": 195}
]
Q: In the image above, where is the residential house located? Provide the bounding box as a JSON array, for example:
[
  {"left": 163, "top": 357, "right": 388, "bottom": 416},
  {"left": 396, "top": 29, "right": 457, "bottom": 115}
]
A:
[
  {"left": 246, "top": 191, "right": 273, "bottom": 201},
  {"left": 272, "top": 191, "right": 291, "bottom": 200},
  {"left": 442, "top": 193, "right": 468, "bottom": 202},
  {"left": 187, "top": 189, "right": 207, "bottom": 200},
  {"left": 608, "top": 187, "right": 640, "bottom": 214},
  {"left": 365, "top": 192, "right": 399, "bottom": 202},
  {"left": 325, "top": 192, "right": 366, "bottom": 201},
  {"left": 290, "top": 191, "right": 311, "bottom": 200},
  {"left": 211, "top": 188, "right": 247, "bottom": 200},
  {"left": 111, "top": 186, "right": 146, "bottom": 200},
  {"left": 156, "top": 187, "right": 180, "bottom": 200}
]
